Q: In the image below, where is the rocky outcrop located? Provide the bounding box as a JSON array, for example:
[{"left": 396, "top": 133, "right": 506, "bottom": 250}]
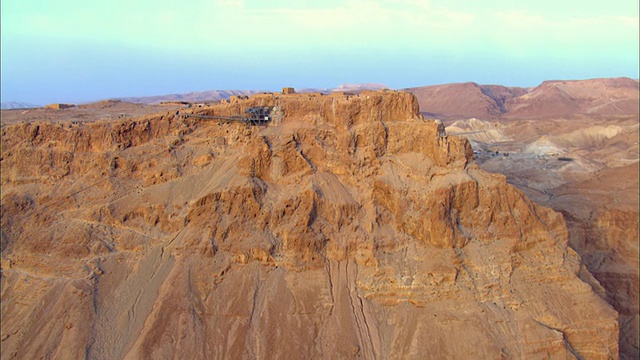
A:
[{"left": 1, "top": 91, "right": 619, "bottom": 359}]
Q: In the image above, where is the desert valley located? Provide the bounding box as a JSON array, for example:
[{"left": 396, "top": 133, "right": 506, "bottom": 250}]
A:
[{"left": 1, "top": 78, "right": 638, "bottom": 359}]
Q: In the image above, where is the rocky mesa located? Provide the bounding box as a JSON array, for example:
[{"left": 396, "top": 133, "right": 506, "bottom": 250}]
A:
[{"left": 1, "top": 90, "right": 619, "bottom": 359}]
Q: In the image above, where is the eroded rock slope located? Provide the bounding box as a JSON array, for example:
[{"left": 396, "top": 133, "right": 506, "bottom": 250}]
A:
[{"left": 1, "top": 91, "right": 619, "bottom": 359}]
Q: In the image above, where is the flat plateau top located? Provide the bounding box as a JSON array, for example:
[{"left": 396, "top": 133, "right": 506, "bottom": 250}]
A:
[{"left": 1, "top": 101, "right": 184, "bottom": 126}]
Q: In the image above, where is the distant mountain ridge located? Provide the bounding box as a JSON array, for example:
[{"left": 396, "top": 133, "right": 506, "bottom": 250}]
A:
[
  {"left": 298, "top": 83, "right": 388, "bottom": 94},
  {"left": 504, "top": 77, "right": 639, "bottom": 119},
  {"left": 407, "top": 82, "right": 528, "bottom": 120},
  {"left": 0, "top": 101, "right": 39, "bottom": 110},
  {"left": 5, "top": 78, "right": 636, "bottom": 119},
  {"left": 115, "top": 83, "right": 389, "bottom": 105},
  {"left": 115, "top": 90, "right": 263, "bottom": 105},
  {"left": 408, "top": 77, "right": 639, "bottom": 120}
]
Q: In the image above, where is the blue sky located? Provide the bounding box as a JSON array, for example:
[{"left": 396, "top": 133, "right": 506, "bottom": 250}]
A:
[{"left": 1, "top": 0, "right": 638, "bottom": 104}]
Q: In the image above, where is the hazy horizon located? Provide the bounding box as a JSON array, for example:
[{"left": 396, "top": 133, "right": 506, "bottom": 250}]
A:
[{"left": 2, "top": 0, "right": 638, "bottom": 105}]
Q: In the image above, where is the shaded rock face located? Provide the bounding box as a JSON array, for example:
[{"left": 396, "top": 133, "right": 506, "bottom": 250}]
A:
[
  {"left": 1, "top": 91, "right": 619, "bottom": 359},
  {"left": 562, "top": 205, "right": 639, "bottom": 359},
  {"left": 591, "top": 210, "right": 639, "bottom": 356}
]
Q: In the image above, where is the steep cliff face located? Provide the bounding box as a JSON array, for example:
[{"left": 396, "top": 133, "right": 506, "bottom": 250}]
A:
[
  {"left": 1, "top": 91, "right": 618, "bottom": 359},
  {"left": 470, "top": 115, "right": 638, "bottom": 360},
  {"left": 549, "top": 165, "right": 639, "bottom": 359}
]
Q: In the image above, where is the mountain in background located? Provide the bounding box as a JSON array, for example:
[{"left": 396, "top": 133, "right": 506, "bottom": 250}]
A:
[
  {"left": 4, "top": 78, "right": 637, "bottom": 119},
  {"left": 116, "top": 77, "right": 638, "bottom": 120},
  {"left": 408, "top": 77, "right": 639, "bottom": 120},
  {"left": 503, "top": 77, "right": 639, "bottom": 119},
  {"left": 115, "top": 84, "right": 389, "bottom": 105},
  {"left": 297, "top": 83, "right": 388, "bottom": 94},
  {"left": 407, "top": 82, "right": 528, "bottom": 120},
  {"left": 0, "top": 101, "right": 40, "bottom": 110},
  {"left": 115, "top": 90, "right": 263, "bottom": 105}
]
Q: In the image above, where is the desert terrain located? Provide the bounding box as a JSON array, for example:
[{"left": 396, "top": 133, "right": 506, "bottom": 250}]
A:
[
  {"left": 1, "top": 80, "right": 637, "bottom": 359},
  {"left": 412, "top": 77, "right": 639, "bottom": 358}
]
